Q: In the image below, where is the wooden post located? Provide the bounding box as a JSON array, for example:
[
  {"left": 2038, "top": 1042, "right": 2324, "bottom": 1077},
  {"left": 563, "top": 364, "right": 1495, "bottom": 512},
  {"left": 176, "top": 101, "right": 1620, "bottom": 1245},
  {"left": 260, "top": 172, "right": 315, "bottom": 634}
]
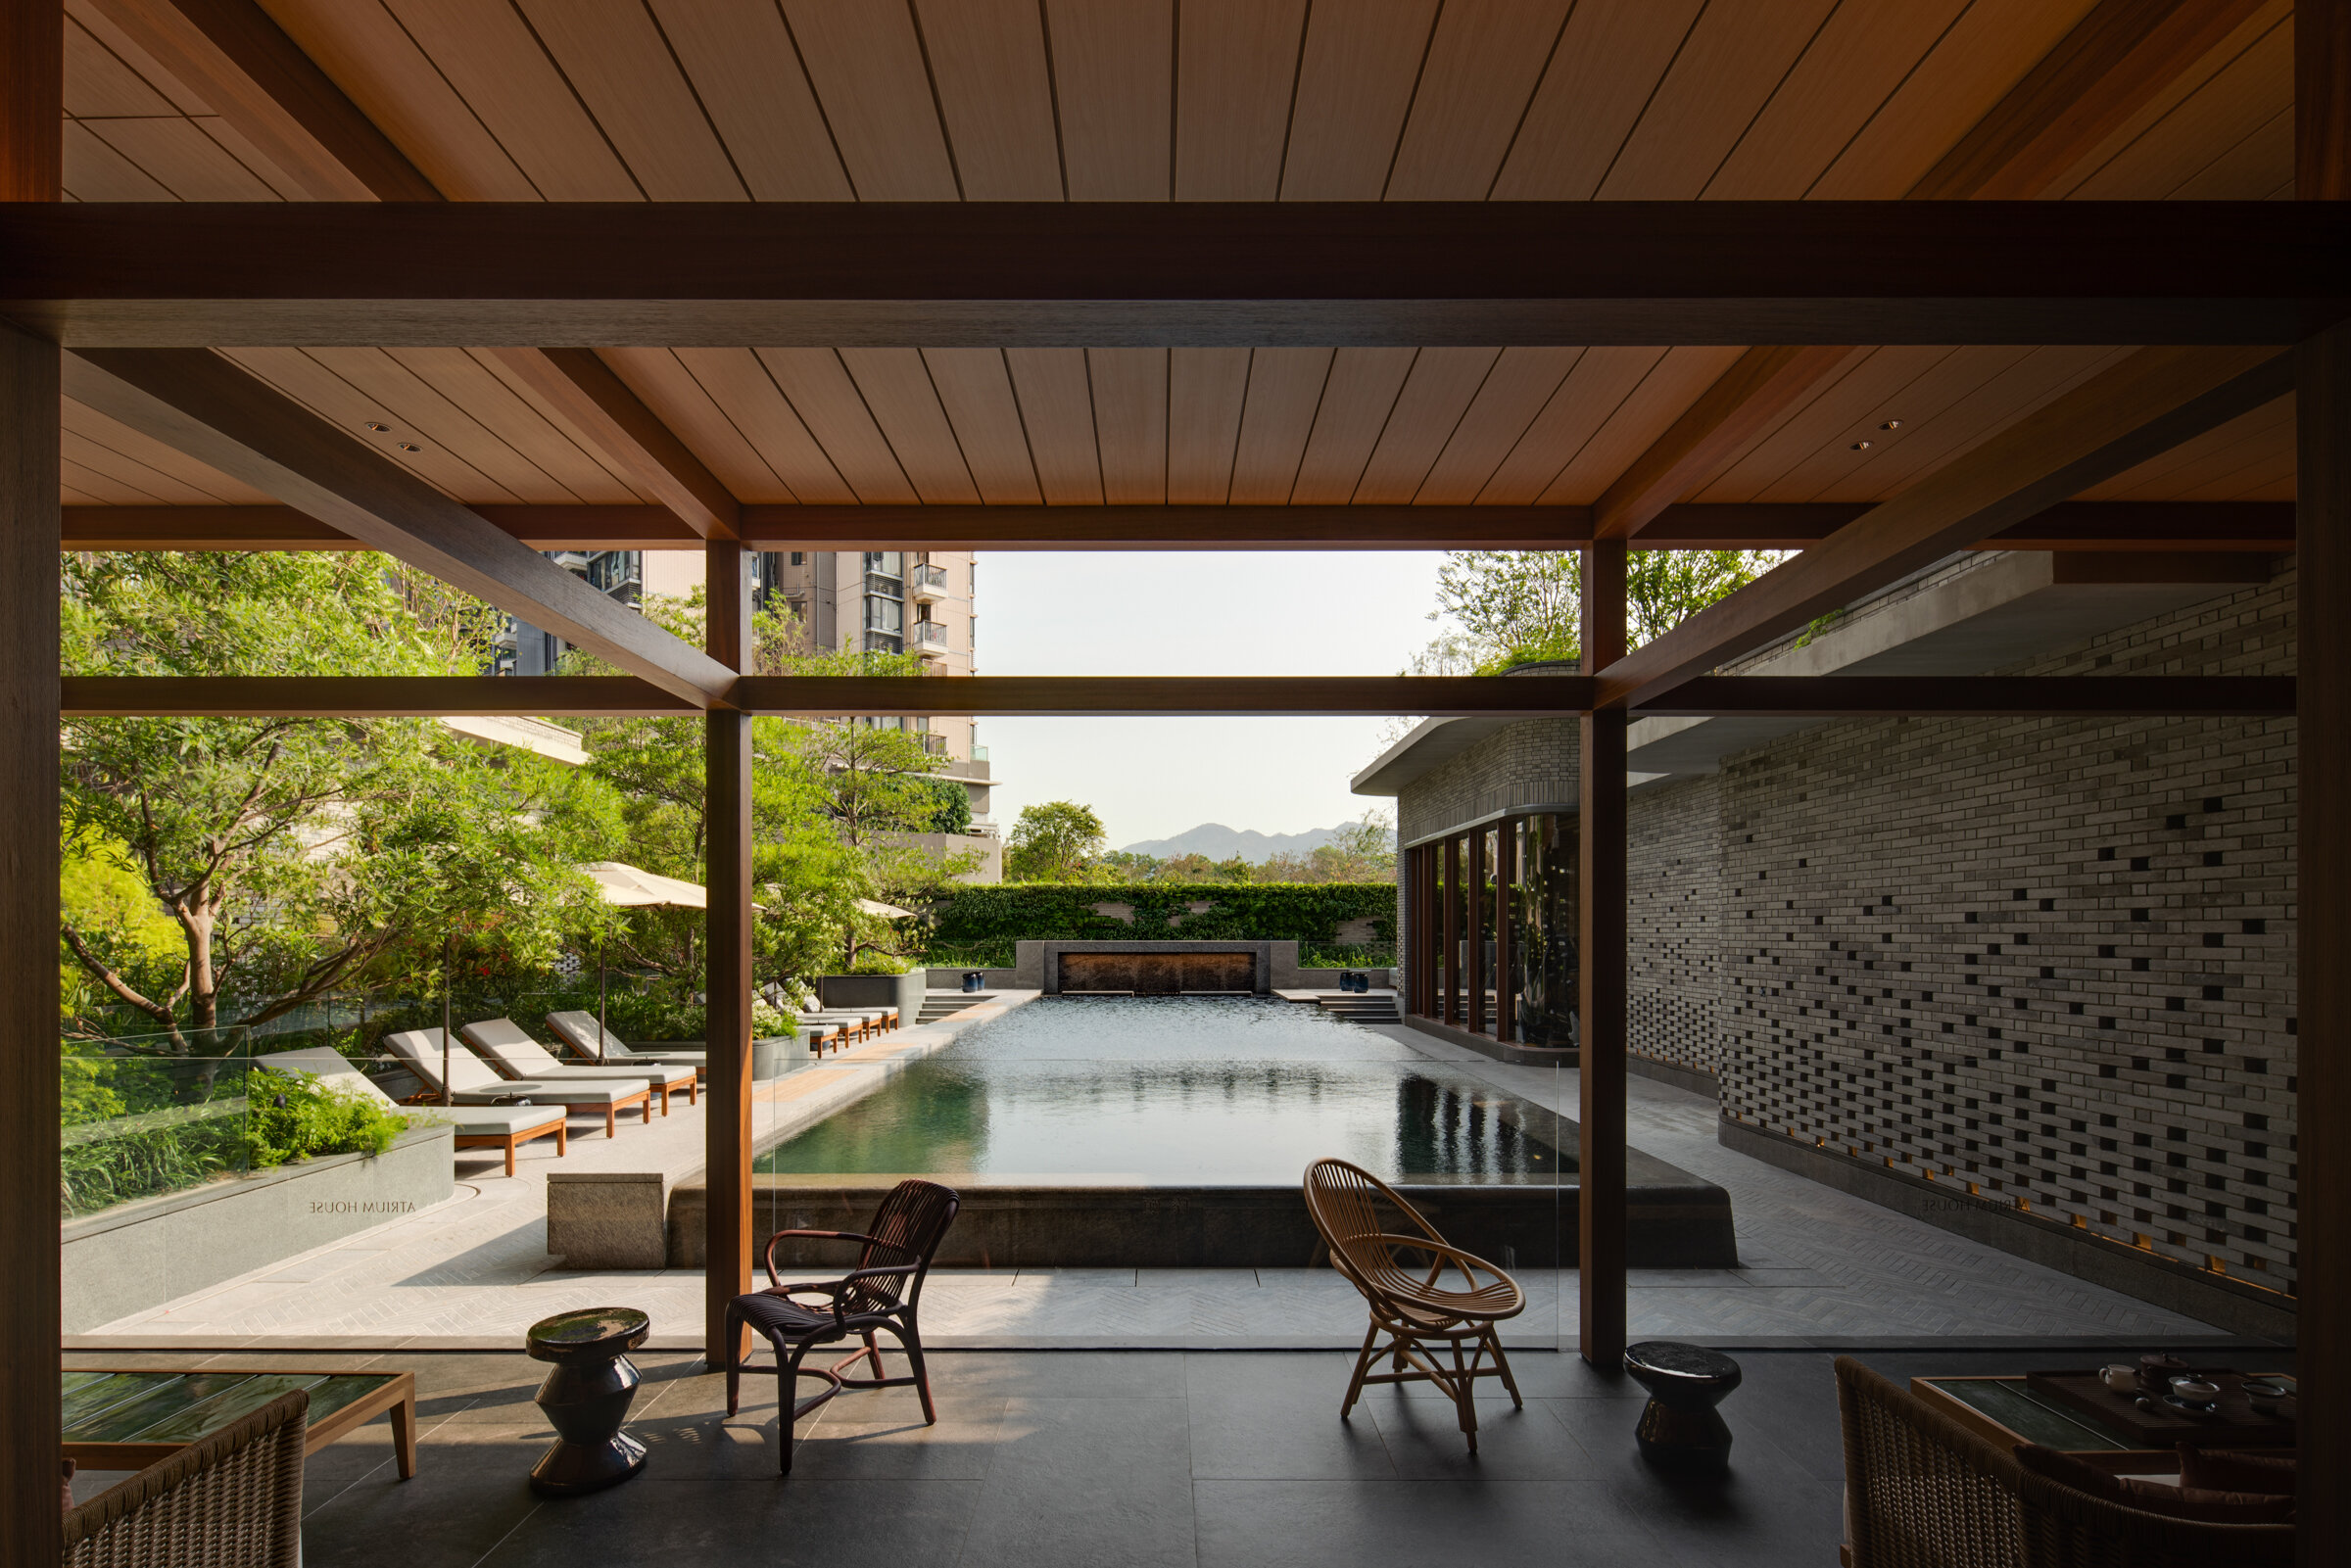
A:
[
  {"left": 703, "top": 543, "right": 754, "bottom": 1363},
  {"left": 2296, "top": 6, "right": 2348, "bottom": 1551},
  {"left": 1579, "top": 542, "right": 1629, "bottom": 1365},
  {"left": 3, "top": 0, "right": 62, "bottom": 1559},
  {"left": 1467, "top": 829, "right": 1486, "bottom": 1035},
  {"left": 1496, "top": 820, "right": 1516, "bottom": 1043},
  {"left": 1442, "top": 836, "right": 1463, "bottom": 1024}
]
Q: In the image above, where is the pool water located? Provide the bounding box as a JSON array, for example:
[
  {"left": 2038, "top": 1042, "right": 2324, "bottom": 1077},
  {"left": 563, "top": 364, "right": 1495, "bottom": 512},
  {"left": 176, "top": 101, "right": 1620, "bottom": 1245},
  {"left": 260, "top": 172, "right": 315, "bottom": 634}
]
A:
[{"left": 753, "top": 995, "right": 1571, "bottom": 1185}]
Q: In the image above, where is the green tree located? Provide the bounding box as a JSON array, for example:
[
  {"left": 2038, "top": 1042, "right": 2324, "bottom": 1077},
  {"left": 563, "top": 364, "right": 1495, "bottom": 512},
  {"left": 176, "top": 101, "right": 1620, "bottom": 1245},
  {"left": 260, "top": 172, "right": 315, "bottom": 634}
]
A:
[
  {"left": 60, "top": 552, "right": 608, "bottom": 1051},
  {"left": 1004, "top": 801, "right": 1108, "bottom": 882},
  {"left": 1425, "top": 548, "right": 1789, "bottom": 673}
]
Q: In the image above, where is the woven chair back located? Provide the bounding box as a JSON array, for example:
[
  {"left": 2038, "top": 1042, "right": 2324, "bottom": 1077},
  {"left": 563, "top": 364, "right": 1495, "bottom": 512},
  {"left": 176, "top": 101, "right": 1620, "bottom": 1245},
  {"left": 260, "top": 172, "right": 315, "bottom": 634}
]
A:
[
  {"left": 1303, "top": 1158, "right": 1444, "bottom": 1292},
  {"left": 850, "top": 1179, "right": 961, "bottom": 1313},
  {"left": 62, "top": 1389, "right": 308, "bottom": 1568}
]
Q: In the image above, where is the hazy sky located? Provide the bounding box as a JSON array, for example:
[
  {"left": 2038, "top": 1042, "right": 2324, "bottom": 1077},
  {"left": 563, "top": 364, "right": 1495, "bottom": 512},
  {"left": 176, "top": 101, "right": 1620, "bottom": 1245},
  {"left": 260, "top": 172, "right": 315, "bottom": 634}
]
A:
[{"left": 975, "top": 551, "right": 1451, "bottom": 848}]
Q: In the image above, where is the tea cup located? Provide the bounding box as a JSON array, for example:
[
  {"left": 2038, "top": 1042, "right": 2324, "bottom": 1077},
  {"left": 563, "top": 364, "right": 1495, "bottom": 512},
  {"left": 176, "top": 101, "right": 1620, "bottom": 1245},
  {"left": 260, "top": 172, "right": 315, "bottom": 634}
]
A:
[
  {"left": 2099, "top": 1364, "right": 2137, "bottom": 1393},
  {"left": 2169, "top": 1376, "right": 2222, "bottom": 1402}
]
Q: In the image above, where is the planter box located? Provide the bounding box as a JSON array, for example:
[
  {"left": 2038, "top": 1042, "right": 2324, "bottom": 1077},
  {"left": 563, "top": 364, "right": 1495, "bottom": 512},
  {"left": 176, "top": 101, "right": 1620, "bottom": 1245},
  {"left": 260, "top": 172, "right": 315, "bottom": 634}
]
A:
[
  {"left": 817, "top": 970, "right": 926, "bottom": 1021},
  {"left": 60, "top": 1122, "right": 455, "bottom": 1334}
]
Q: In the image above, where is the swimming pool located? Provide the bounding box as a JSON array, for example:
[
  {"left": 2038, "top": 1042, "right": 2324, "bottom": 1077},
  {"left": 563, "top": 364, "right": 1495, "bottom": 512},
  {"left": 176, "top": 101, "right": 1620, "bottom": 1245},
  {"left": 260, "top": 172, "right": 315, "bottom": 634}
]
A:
[{"left": 752, "top": 994, "right": 1570, "bottom": 1186}]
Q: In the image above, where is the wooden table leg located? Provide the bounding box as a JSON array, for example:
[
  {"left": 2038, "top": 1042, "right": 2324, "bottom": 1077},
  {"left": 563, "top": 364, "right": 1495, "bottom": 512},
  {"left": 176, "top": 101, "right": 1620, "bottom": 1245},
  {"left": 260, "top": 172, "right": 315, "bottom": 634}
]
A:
[{"left": 390, "top": 1392, "right": 417, "bottom": 1480}]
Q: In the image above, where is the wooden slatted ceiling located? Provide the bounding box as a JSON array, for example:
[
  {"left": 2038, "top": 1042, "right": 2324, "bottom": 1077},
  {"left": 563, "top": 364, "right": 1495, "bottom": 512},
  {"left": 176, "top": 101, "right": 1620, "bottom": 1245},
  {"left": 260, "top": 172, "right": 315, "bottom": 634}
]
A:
[{"left": 61, "top": 0, "right": 2304, "bottom": 515}]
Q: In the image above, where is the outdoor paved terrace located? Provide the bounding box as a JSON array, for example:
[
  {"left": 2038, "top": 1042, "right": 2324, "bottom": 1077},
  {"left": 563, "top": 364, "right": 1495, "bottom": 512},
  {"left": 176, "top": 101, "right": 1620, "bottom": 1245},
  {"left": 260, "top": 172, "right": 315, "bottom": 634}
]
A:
[
  {"left": 75, "top": 1000, "right": 2233, "bottom": 1352},
  {"left": 62, "top": 1343, "right": 2299, "bottom": 1568}
]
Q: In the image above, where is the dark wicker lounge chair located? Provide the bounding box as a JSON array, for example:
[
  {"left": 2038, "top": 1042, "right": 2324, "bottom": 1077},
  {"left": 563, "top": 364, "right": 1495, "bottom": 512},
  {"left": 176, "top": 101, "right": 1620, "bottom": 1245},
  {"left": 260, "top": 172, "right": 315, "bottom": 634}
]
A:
[
  {"left": 62, "top": 1388, "right": 308, "bottom": 1568},
  {"left": 722, "top": 1179, "right": 961, "bottom": 1474}
]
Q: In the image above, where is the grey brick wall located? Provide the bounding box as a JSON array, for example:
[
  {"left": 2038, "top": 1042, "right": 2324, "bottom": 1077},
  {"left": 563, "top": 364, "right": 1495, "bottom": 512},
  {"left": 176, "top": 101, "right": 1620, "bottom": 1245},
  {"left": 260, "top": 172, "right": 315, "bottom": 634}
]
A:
[{"left": 1392, "top": 563, "right": 2299, "bottom": 1296}]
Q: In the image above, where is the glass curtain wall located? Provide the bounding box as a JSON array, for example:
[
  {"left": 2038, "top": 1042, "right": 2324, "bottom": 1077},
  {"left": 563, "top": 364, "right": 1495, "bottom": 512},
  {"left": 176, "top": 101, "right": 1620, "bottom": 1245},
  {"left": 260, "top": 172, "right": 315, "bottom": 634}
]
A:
[{"left": 1405, "top": 814, "right": 1578, "bottom": 1047}]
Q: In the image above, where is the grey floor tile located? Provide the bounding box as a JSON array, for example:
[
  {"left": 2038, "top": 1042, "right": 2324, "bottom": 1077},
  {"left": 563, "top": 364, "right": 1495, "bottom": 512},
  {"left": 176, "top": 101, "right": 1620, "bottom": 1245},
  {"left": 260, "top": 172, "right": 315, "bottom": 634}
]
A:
[
  {"left": 1185, "top": 1354, "right": 1396, "bottom": 1480},
  {"left": 1359, "top": 1387, "right": 1610, "bottom": 1481},
  {"left": 300, "top": 1425, "right": 546, "bottom": 1568},
  {"left": 482, "top": 1476, "right": 984, "bottom": 1568},
  {"left": 1195, "top": 1479, "right": 1664, "bottom": 1568},
  {"left": 952, "top": 1395, "right": 1199, "bottom": 1568},
  {"left": 926, "top": 1350, "right": 1189, "bottom": 1399}
]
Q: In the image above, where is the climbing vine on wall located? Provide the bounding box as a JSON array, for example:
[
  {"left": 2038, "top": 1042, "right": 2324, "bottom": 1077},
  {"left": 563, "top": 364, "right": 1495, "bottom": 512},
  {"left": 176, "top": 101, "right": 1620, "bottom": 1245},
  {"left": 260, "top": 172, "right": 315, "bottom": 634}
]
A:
[{"left": 923, "top": 882, "right": 1395, "bottom": 951}]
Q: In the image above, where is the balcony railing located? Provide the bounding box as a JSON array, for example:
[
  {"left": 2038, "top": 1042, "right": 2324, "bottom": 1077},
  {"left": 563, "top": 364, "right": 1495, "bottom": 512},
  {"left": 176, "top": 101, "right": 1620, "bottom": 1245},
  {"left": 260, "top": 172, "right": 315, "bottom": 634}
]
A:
[
  {"left": 907, "top": 619, "right": 950, "bottom": 655},
  {"left": 909, "top": 562, "right": 949, "bottom": 602},
  {"left": 919, "top": 731, "right": 949, "bottom": 756}
]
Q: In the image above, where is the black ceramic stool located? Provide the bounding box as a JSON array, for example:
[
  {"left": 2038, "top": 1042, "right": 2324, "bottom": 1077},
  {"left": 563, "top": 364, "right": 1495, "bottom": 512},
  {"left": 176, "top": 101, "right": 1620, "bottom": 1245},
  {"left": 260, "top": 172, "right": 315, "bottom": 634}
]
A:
[
  {"left": 1623, "top": 1340, "right": 1743, "bottom": 1471},
  {"left": 526, "top": 1307, "right": 651, "bottom": 1497}
]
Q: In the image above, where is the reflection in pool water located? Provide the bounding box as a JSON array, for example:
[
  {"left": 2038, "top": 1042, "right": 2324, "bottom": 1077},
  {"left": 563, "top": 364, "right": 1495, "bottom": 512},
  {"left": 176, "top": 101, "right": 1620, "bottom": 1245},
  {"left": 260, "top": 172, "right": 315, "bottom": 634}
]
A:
[{"left": 753, "top": 995, "right": 1571, "bottom": 1185}]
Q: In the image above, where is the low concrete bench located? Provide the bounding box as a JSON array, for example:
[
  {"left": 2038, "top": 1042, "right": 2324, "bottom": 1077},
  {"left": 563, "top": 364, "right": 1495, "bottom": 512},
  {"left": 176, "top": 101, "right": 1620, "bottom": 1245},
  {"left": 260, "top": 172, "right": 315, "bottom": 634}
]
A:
[{"left": 548, "top": 1172, "right": 666, "bottom": 1270}]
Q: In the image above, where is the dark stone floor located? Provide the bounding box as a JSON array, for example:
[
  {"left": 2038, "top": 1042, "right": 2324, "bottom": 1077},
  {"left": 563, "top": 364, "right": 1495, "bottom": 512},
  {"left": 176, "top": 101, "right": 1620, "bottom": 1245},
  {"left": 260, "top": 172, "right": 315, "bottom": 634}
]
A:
[{"left": 68, "top": 1344, "right": 2295, "bottom": 1568}]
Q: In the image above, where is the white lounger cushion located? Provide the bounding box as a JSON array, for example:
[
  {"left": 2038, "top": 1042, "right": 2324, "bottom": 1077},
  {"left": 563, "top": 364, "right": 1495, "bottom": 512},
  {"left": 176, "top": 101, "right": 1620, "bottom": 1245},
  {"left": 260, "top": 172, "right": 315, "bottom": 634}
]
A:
[
  {"left": 461, "top": 1019, "right": 685, "bottom": 1090},
  {"left": 258, "top": 1047, "right": 563, "bottom": 1137},
  {"left": 382, "top": 1029, "right": 636, "bottom": 1108},
  {"left": 545, "top": 1011, "right": 706, "bottom": 1068}
]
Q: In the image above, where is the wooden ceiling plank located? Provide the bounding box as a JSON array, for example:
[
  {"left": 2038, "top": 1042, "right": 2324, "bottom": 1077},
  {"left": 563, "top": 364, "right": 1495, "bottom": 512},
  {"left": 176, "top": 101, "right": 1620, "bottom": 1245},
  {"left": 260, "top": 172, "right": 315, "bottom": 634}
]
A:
[
  {"left": 1597, "top": 345, "right": 2292, "bottom": 708},
  {"left": 2050, "top": 0, "right": 2291, "bottom": 197},
  {"left": 756, "top": 347, "right": 921, "bottom": 505},
  {"left": 914, "top": 0, "right": 1063, "bottom": 201},
  {"left": 921, "top": 348, "right": 1042, "bottom": 504},
  {"left": 1166, "top": 347, "right": 1250, "bottom": 503},
  {"left": 1914, "top": 0, "right": 2278, "bottom": 198},
  {"left": 379, "top": 0, "right": 638, "bottom": 200},
  {"left": 80, "top": 115, "right": 279, "bottom": 199},
  {"left": 65, "top": 16, "right": 177, "bottom": 116},
  {"left": 1703, "top": 0, "right": 1974, "bottom": 199},
  {"left": 1539, "top": 347, "right": 1747, "bottom": 505},
  {"left": 1350, "top": 348, "right": 1500, "bottom": 503},
  {"left": 222, "top": 346, "right": 516, "bottom": 502},
  {"left": 650, "top": 347, "right": 842, "bottom": 504},
  {"left": 1382, "top": 0, "right": 1570, "bottom": 199},
  {"left": 510, "top": 0, "right": 746, "bottom": 201},
  {"left": 1289, "top": 347, "right": 1419, "bottom": 505},
  {"left": 64, "top": 394, "right": 275, "bottom": 500},
  {"left": 60, "top": 119, "right": 174, "bottom": 200},
  {"left": 778, "top": 0, "right": 959, "bottom": 200},
  {"left": 2077, "top": 394, "right": 2293, "bottom": 499},
  {"left": 1088, "top": 348, "right": 1168, "bottom": 505},
  {"left": 1415, "top": 347, "right": 1586, "bottom": 504},
  {"left": 63, "top": 348, "right": 736, "bottom": 704},
  {"left": 69, "top": 0, "right": 212, "bottom": 114},
  {"left": 1491, "top": 0, "right": 1702, "bottom": 200},
  {"left": 60, "top": 454, "right": 173, "bottom": 506},
  {"left": 643, "top": 0, "right": 849, "bottom": 201},
  {"left": 485, "top": 347, "right": 741, "bottom": 533},
  {"left": 1476, "top": 346, "right": 1670, "bottom": 504},
  {"left": 1745, "top": 345, "right": 2036, "bottom": 502},
  {"left": 1278, "top": 0, "right": 1439, "bottom": 200},
  {"left": 2063, "top": 10, "right": 2290, "bottom": 199},
  {"left": 1003, "top": 347, "right": 1102, "bottom": 504},
  {"left": 1598, "top": 0, "right": 1845, "bottom": 199},
  {"left": 1226, "top": 348, "right": 1333, "bottom": 505},
  {"left": 1691, "top": 345, "right": 1949, "bottom": 502},
  {"left": 1173, "top": 0, "right": 1306, "bottom": 201},
  {"left": 393, "top": 348, "right": 644, "bottom": 505},
  {"left": 306, "top": 346, "right": 586, "bottom": 504},
  {"left": 1803, "top": 346, "right": 2135, "bottom": 503},
  {"left": 190, "top": 112, "right": 313, "bottom": 199},
  {"left": 1042, "top": 0, "right": 1172, "bottom": 200},
  {"left": 62, "top": 427, "right": 228, "bottom": 503},
  {"left": 838, "top": 347, "right": 983, "bottom": 504},
  {"left": 257, "top": 0, "right": 535, "bottom": 200},
  {"left": 2168, "top": 103, "right": 2293, "bottom": 198}
]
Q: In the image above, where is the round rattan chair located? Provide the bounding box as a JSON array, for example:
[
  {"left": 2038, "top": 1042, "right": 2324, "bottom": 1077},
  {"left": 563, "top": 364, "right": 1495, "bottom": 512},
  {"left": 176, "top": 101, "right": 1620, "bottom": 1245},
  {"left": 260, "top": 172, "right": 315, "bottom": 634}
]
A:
[{"left": 1303, "top": 1157, "right": 1525, "bottom": 1453}]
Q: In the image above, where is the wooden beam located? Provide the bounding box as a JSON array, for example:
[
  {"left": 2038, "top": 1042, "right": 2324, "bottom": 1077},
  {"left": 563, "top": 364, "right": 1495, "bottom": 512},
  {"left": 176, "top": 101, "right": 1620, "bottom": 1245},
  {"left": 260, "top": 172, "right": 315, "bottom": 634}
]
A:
[
  {"left": 56, "top": 500, "right": 2298, "bottom": 555},
  {"left": 0, "top": 12, "right": 61, "bottom": 1568},
  {"left": 2297, "top": 12, "right": 2349, "bottom": 1555},
  {"left": 1596, "top": 346, "right": 2295, "bottom": 709},
  {"left": 1635, "top": 676, "right": 2295, "bottom": 717},
  {"left": 484, "top": 350, "right": 740, "bottom": 541},
  {"left": 59, "top": 349, "right": 736, "bottom": 707},
  {"left": 728, "top": 675, "right": 1595, "bottom": 717},
  {"left": 61, "top": 676, "right": 693, "bottom": 717},
  {"left": 83, "top": 0, "right": 438, "bottom": 201},
  {"left": 1568, "top": 0, "right": 2280, "bottom": 540},
  {"left": 1579, "top": 541, "right": 1628, "bottom": 1366},
  {"left": 703, "top": 543, "right": 753, "bottom": 1366},
  {"left": 4, "top": 203, "right": 2343, "bottom": 348}
]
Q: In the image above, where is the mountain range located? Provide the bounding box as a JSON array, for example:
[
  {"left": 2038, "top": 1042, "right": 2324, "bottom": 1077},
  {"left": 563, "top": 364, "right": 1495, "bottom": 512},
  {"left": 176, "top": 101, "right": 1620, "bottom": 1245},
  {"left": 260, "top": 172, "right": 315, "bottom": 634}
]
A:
[{"left": 1119, "top": 821, "right": 1382, "bottom": 861}]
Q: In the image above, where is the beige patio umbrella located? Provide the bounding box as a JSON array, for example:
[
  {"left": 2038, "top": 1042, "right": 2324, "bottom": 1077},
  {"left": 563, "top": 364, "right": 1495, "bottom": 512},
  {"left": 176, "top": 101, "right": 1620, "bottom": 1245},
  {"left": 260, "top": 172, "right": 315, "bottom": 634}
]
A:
[
  {"left": 579, "top": 860, "right": 709, "bottom": 1062},
  {"left": 855, "top": 897, "right": 916, "bottom": 919}
]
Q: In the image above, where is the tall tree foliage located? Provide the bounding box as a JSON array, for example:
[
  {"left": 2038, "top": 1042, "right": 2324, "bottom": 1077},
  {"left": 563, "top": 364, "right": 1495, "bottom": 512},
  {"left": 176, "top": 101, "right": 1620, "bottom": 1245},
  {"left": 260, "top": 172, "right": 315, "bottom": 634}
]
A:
[
  {"left": 60, "top": 552, "right": 609, "bottom": 1050},
  {"left": 1426, "top": 548, "right": 1790, "bottom": 672},
  {"left": 1003, "top": 801, "right": 1109, "bottom": 882}
]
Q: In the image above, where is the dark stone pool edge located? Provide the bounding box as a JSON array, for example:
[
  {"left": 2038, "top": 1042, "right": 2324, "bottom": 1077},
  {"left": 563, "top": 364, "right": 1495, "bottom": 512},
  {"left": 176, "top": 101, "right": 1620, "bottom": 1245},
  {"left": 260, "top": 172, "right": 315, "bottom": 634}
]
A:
[{"left": 667, "top": 1159, "right": 1738, "bottom": 1272}]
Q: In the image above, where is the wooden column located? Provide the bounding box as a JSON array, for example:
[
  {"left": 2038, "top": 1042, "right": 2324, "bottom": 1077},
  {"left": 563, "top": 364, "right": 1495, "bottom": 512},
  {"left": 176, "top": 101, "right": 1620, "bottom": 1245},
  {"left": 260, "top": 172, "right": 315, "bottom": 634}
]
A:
[
  {"left": 1442, "top": 836, "right": 1463, "bottom": 1023},
  {"left": 2296, "top": 4, "right": 2349, "bottom": 1550},
  {"left": 702, "top": 543, "right": 754, "bottom": 1363},
  {"left": 1579, "top": 542, "right": 1629, "bottom": 1364},
  {"left": 1467, "top": 829, "right": 1486, "bottom": 1035},
  {"left": 1496, "top": 821, "right": 1517, "bottom": 1044},
  {"left": 3, "top": 0, "right": 62, "bottom": 1560}
]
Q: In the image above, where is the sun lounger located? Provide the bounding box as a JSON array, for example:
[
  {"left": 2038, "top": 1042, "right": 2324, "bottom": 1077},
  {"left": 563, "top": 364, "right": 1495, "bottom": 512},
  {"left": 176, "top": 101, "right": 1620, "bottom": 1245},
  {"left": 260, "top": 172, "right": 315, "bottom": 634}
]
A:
[
  {"left": 545, "top": 1011, "right": 706, "bottom": 1072},
  {"left": 381, "top": 1028, "right": 653, "bottom": 1138},
  {"left": 460, "top": 1018, "right": 697, "bottom": 1114},
  {"left": 258, "top": 1046, "right": 569, "bottom": 1177}
]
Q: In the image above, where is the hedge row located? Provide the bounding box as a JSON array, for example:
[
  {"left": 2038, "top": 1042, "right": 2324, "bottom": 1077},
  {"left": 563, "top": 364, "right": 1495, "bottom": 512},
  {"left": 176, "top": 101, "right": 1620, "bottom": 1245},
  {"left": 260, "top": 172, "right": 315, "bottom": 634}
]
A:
[{"left": 926, "top": 882, "right": 1396, "bottom": 946}]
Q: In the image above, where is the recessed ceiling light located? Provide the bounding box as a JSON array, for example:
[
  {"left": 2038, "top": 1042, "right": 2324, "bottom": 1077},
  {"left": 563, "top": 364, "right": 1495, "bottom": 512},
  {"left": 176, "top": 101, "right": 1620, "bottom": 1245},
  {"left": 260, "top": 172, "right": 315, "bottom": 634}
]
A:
[
  {"left": 397, "top": 443, "right": 421, "bottom": 452},
  {"left": 1850, "top": 440, "right": 1872, "bottom": 451},
  {"left": 365, "top": 421, "right": 392, "bottom": 432},
  {"left": 1879, "top": 419, "right": 1903, "bottom": 431}
]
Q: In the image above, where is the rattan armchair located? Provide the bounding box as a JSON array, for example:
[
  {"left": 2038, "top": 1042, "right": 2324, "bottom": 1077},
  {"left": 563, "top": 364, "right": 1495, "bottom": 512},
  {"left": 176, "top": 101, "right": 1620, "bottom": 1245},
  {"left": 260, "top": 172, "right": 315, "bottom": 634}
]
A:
[
  {"left": 1834, "top": 1356, "right": 2294, "bottom": 1568},
  {"left": 1303, "top": 1157, "right": 1524, "bottom": 1453},
  {"left": 723, "top": 1178, "right": 961, "bottom": 1475},
  {"left": 61, "top": 1388, "right": 308, "bottom": 1568}
]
